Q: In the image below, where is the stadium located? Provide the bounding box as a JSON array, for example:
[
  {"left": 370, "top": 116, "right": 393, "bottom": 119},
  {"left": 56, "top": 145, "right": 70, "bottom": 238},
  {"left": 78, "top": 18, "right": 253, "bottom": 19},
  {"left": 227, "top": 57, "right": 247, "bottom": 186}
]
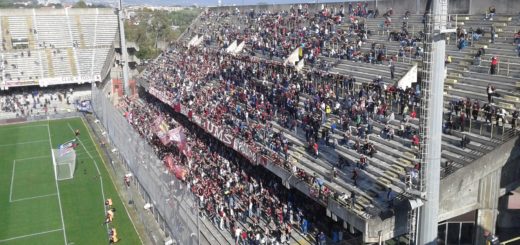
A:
[{"left": 0, "top": 0, "right": 519, "bottom": 244}]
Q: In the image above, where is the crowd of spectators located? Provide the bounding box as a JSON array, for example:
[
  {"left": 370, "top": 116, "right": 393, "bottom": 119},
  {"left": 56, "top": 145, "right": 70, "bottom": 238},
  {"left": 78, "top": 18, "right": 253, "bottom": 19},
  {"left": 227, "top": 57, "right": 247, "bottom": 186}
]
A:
[
  {"left": 128, "top": 5, "right": 520, "bottom": 241},
  {"left": 0, "top": 85, "right": 82, "bottom": 118},
  {"left": 141, "top": 5, "right": 457, "bottom": 217},
  {"left": 188, "top": 4, "right": 403, "bottom": 67},
  {"left": 122, "top": 96, "right": 347, "bottom": 244}
]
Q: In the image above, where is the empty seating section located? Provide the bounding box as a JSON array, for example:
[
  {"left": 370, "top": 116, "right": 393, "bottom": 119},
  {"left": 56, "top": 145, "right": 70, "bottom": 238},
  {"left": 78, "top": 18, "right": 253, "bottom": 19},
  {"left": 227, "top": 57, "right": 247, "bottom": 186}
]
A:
[
  {"left": 7, "top": 16, "right": 29, "bottom": 40},
  {"left": 36, "top": 15, "right": 72, "bottom": 48},
  {"left": 79, "top": 15, "right": 98, "bottom": 47},
  {"left": 148, "top": 8, "right": 520, "bottom": 219},
  {"left": 91, "top": 15, "right": 118, "bottom": 46},
  {"left": 0, "top": 9, "right": 118, "bottom": 87},
  {"left": 75, "top": 48, "right": 110, "bottom": 77}
]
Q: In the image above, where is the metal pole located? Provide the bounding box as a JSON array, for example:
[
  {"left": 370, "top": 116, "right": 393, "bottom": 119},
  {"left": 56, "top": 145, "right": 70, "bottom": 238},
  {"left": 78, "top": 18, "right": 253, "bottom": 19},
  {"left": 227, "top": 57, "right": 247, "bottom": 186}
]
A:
[
  {"left": 197, "top": 198, "right": 200, "bottom": 245},
  {"left": 418, "top": 0, "right": 447, "bottom": 243},
  {"left": 507, "top": 59, "right": 510, "bottom": 76},
  {"left": 118, "top": 0, "right": 131, "bottom": 96}
]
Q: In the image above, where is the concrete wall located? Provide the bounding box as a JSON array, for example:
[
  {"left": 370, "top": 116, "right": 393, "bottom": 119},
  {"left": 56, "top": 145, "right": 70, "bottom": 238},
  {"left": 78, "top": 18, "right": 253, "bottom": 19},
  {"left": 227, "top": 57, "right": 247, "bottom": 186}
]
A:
[{"left": 438, "top": 136, "right": 520, "bottom": 221}]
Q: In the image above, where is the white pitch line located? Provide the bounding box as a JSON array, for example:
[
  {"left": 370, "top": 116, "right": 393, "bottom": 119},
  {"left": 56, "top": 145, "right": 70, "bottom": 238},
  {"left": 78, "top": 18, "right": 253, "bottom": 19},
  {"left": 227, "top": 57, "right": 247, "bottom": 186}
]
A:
[
  {"left": 0, "top": 228, "right": 63, "bottom": 243},
  {"left": 9, "top": 160, "right": 16, "bottom": 203},
  {"left": 15, "top": 155, "right": 52, "bottom": 162},
  {"left": 11, "top": 193, "right": 58, "bottom": 203},
  {"left": 0, "top": 124, "right": 48, "bottom": 130},
  {"left": 47, "top": 123, "right": 68, "bottom": 245},
  {"left": 0, "top": 139, "right": 49, "bottom": 147},
  {"left": 80, "top": 118, "right": 144, "bottom": 244},
  {"left": 67, "top": 123, "right": 109, "bottom": 230}
]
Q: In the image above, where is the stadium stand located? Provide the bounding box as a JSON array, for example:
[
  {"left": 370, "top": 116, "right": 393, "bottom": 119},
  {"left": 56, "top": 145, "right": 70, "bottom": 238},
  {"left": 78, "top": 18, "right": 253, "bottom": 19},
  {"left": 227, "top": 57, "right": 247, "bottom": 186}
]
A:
[
  {"left": 0, "top": 2, "right": 517, "bottom": 244},
  {"left": 137, "top": 4, "right": 520, "bottom": 242},
  {"left": 0, "top": 9, "right": 117, "bottom": 90}
]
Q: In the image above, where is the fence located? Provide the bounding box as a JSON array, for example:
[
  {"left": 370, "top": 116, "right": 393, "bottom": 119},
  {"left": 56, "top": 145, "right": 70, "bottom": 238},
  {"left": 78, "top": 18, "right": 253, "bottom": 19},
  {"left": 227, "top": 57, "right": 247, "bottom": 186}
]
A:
[{"left": 90, "top": 85, "right": 202, "bottom": 245}]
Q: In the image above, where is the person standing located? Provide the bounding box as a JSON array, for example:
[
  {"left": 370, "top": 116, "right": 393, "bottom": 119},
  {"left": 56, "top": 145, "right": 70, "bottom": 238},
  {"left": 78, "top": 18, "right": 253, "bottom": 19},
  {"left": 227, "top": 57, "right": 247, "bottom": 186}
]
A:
[
  {"left": 487, "top": 84, "right": 494, "bottom": 103},
  {"left": 389, "top": 60, "right": 395, "bottom": 80},
  {"left": 512, "top": 110, "right": 519, "bottom": 129},
  {"left": 491, "top": 26, "right": 496, "bottom": 44},
  {"left": 490, "top": 56, "right": 498, "bottom": 75}
]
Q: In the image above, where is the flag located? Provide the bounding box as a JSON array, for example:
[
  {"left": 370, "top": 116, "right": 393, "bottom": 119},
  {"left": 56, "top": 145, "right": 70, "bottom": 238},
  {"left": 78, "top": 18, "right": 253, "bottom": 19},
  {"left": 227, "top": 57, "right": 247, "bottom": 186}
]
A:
[
  {"left": 163, "top": 154, "right": 175, "bottom": 172},
  {"left": 157, "top": 131, "right": 171, "bottom": 145},
  {"left": 58, "top": 139, "right": 77, "bottom": 156},
  {"left": 177, "top": 141, "right": 192, "bottom": 158},
  {"left": 168, "top": 127, "right": 186, "bottom": 143},
  {"left": 154, "top": 116, "right": 170, "bottom": 136},
  {"left": 172, "top": 165, "right": 187, "bottom": 181}
]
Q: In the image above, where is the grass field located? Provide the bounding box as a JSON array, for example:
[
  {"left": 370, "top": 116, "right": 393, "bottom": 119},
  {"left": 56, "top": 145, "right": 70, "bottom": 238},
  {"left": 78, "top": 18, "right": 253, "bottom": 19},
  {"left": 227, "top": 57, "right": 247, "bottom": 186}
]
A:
[{"left": 0, "top": 117, "right": 141, "bottom": 245}]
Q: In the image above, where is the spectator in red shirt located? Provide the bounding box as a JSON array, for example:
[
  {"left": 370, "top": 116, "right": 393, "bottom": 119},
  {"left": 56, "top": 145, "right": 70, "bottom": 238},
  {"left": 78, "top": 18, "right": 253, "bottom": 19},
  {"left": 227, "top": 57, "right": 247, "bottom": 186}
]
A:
[
  {"left": 412, "top": 134, "right": 420, "bottom": 148},
  {"left": 490, "top": 56, "right": 498, "bottom": 75}
]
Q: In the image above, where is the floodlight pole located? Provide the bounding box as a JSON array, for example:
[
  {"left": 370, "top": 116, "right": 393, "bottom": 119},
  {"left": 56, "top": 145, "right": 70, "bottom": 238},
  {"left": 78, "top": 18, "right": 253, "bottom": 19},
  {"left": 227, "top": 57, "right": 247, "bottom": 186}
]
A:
[
  {"left": 417, "top": 0, "right": 446, "bottom": 244},
  {"left": 118, "top": 0, "right": 131, "bottom": 96}
]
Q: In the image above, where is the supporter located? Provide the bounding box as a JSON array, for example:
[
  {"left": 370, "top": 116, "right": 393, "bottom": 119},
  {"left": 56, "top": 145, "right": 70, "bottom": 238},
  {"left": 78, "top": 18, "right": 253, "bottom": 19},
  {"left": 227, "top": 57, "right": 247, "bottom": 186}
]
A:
[
  {"left": 490, "top": 26, "right": 496, "bottom": 44},
  {"left": 486, "top": 6, "right": 496, "bottom": 20},
  {"left": 460, "top": 134, "right": 470, "bottom": 149},
  {"left": 486, "top": 84, "right": 495, "bottom": 103},
  {"left": 490, "top": 56, "right": 498, "bottom": 75},
  {"left": 411, "top": 134, "right": 420, "bottom": 148},
  {"left": 512, "top": 110, "right": 519, "bottom": 129}
]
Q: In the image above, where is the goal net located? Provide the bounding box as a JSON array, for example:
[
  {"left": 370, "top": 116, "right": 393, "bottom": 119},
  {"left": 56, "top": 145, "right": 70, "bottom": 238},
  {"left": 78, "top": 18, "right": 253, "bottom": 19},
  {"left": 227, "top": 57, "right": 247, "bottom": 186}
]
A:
[{"left": 52, "top": 148, "right": 77, "bottom": 181}]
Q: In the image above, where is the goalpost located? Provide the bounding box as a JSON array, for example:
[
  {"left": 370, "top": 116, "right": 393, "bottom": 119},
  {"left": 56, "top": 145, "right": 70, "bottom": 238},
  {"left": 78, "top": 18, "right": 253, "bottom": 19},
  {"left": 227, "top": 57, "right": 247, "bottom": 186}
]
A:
[{"left": 52, "top": 140, "right": 77, "bottom": 181}]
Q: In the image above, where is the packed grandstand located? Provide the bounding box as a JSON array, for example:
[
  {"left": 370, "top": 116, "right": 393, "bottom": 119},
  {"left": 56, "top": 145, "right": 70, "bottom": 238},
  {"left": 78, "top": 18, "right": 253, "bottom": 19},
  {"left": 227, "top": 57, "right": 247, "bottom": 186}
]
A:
[{"left": 1, "top": 1, "right": 520, "bottom": 245}]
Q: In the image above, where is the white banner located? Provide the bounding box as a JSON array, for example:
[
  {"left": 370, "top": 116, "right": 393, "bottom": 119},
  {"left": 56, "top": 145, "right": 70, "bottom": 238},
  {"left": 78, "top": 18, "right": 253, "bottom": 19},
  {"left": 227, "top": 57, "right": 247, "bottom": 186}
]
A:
[
  {"left": 233, "top": 41, "right": 245, "bottom": 54},
  {"left": 195, "top": 35, "right": 204, "bottom": 46},
  {"left": 188, "top": 35, "right": 198, "bottom": 47},
  {"left": 296, "top": 59, "right": 304, "bottom": 72},
  {"left": 39, "top": 75, "right": 101, "bottom": 87},
  {"left": 284, "top": 47, "right": 300, "bottom": 66},
  {"left": 397, "top": 64, "right": 417, "bottom": 89},
  {"left": 226, "top": 40, "right": 238, "bottom": 53},
  {"left": 5, "top": 80, "right": 39, "bottom": 88}
]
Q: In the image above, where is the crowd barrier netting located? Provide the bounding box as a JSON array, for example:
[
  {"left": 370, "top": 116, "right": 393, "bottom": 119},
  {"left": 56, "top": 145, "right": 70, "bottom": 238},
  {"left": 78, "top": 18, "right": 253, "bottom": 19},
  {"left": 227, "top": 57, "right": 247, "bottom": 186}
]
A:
[{"left": 91, "top": 85, "right": 202, "bottom": 245}]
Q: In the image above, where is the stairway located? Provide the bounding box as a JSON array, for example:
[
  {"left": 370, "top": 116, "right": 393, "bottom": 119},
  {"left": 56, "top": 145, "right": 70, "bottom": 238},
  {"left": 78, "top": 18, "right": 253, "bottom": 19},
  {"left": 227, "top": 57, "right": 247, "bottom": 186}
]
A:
[
  {"left": 75, "top": 15, "right": 85, "bottom": 48},
  {"left": 45, "top": 49, "right": 55, "bottom": 77},
  {"left": 67, "top": 48, "right": 78, "bottom": 76},
  {"left": 26, "top": 16, "right": 35, "bottom": 49},
  {"left": 2, "top": 17, "right": 12, "bottom": 51}
]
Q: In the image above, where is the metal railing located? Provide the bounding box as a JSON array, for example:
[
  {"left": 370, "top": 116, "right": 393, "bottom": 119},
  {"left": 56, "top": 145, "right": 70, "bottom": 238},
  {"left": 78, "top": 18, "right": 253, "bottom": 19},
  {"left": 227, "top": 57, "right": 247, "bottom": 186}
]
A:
[{"left": 91, "top": 85, "right": 201, "bottom": 245}]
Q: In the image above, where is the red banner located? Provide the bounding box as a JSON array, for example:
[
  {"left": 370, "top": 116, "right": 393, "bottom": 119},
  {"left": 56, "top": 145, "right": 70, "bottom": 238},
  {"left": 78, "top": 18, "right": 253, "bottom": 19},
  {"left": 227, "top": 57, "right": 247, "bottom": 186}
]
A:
[
  {"left": 163, "top": 154, "right": 174, "bottom": 172},
  {"left": 172, "top": 165, "right": 187, "bottom": 181},
  {"left": 151, "top": 87, "right": 259, "bottom": 165}
]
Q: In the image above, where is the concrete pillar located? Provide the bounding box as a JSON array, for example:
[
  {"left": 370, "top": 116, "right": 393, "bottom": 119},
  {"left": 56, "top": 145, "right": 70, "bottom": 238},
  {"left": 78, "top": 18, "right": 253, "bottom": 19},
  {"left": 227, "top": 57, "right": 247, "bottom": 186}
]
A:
[{"left": 474, "top": 168, "right": 501, "bottom": 244}]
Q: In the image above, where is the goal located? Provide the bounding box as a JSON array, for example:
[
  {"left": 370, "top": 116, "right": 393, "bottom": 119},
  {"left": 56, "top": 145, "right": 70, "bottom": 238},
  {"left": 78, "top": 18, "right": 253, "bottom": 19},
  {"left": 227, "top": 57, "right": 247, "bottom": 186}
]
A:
[{"left": 51, "top": 148, "right": 77, "bottom": 181}]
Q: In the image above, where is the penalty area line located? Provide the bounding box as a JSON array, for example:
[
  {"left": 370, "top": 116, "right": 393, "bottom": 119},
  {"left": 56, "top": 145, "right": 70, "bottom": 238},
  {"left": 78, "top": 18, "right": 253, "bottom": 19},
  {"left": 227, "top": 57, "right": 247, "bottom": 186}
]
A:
[
  {"left": 0, "top": 228, "right": 63, "bottom": 243},
  {"left": 10, "top": 193, "right": 58, "bottom": 203}
]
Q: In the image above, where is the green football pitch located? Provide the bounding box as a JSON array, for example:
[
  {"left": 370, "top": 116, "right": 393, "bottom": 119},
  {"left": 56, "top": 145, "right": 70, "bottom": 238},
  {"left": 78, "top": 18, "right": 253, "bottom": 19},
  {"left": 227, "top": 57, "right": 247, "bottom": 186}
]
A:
[{"left": 0, "top": 117, "right": 142, "bottom": 245}]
